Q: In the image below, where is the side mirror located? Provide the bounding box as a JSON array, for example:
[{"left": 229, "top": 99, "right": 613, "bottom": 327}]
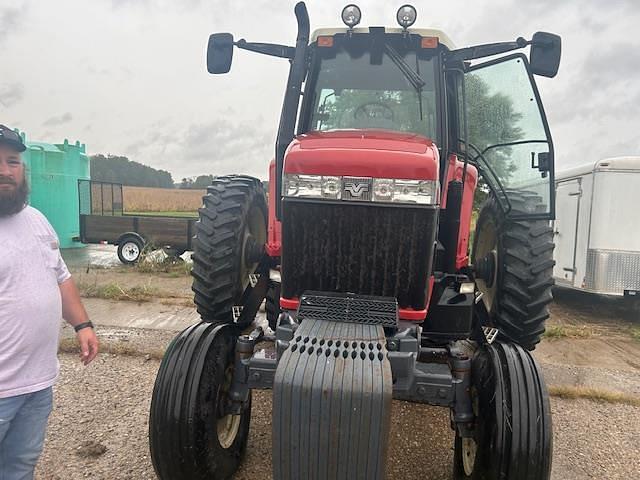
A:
[
  {"left": 530, "top": 32, "right": 561, "bottom": 78},
  {"left": 207, "top": 33, "right": 234, "bottom": 74}
]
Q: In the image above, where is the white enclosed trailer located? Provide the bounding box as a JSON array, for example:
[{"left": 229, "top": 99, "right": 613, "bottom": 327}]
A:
[{"left": 553, "top": 156, "right": 640, "bottom": 298}]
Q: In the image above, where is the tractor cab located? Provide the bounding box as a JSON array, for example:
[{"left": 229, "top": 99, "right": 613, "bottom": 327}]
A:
[{"left": 150, "top": 4, "right": 562, "bottom": 480}]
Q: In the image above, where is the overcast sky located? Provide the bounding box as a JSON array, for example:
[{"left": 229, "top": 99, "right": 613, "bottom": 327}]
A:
[{"left": 1, "top": 0, "right": 639, "bottom": 181}]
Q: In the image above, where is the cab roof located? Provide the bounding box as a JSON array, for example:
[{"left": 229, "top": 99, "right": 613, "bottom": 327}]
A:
[{"left": 310, "top": 27, "right": 456, "bottom": 50}]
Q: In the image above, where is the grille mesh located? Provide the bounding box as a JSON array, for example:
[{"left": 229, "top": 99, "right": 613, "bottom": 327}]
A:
[
  {"left": 281, "top": 201, "right": 437, "bottom": 309},
  {"left": 298, "top": 292, "right": 398, "bottom": 327}
]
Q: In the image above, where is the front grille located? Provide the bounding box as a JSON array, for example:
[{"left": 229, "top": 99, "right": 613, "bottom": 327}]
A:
[
  {"left": 298, "top": 292, "right": 398, "bottom": 327},
  {"left": 281, "top": 200, "right": 438, "bottom": 310}
]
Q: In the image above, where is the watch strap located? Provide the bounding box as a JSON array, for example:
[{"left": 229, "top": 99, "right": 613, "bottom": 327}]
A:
[{"left": 74, "top": 321, "right": 94, "bottom": 332}]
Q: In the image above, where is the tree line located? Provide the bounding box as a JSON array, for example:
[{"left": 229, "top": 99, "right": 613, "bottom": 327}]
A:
[
  {"left": 90, "top": 155, "right": 221, "bottom": 190},
  {"left": 90, "top": 155, "right": 174, "bottom": 188}
]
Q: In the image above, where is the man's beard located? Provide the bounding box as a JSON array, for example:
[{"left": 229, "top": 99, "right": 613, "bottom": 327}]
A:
[{"left": 0, "top": 173, "right": 29, "bottom": 217}]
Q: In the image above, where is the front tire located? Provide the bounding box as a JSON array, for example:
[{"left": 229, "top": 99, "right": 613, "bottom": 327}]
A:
[
  {"left": 473, "top": 193, "right": 555, "bottom": 350},
  {"left": 149, "top": 323, "right": 251, "bottom": 480},
  {"left": 453, "top": 342, "right": 553, "bottom": 479},
  {"left": 191, "top": 175, "right": 267, "bottom": 324}
]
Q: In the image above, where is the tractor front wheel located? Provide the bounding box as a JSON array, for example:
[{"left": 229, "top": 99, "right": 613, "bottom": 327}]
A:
[
  {"left": 453, "top": 342, "right": 553, "bottom": 479},
  {"left": 149, "top": 323, "right": 251, "bottom": 480}
]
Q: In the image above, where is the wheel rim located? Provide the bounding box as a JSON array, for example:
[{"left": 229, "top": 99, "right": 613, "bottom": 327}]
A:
[
  {"left": 216, "top": 363, "right": 243, "bottom": 449},
  {"left": 474, "top": 218, "right": 498, "bottom": 313},
  {"left": 217, "top": 413, "right": 241, "bottom": 449},
  {"left": 462, "top": 437, "right": 477, "bottom": 476},
  {"left": 122, "top": 241, "right": 140, "bottom": 262}
]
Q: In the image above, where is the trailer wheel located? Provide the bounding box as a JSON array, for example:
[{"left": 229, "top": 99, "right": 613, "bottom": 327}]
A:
[
  {"left": 191, "top": 176, "right": 267, "bottom": 324},
  {"left": 473, "top": 193, "right": 555, "bottom": 349},
  {"left": 265, "top": 281, "right": 281, "bottom": 332},
  {"left": 149, "top": 323, "right": 251, "bottom": 480},
  {"left": 453, "top": 342, "right": 552, "bottom": 479},
  {"left": 117, "top": 235, "right": 144, "bottom": 264}
]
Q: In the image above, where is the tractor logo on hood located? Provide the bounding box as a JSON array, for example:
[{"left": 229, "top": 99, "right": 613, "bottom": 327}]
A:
[{"left": 343, "top": 177, "right": 372, "bottom": 200}]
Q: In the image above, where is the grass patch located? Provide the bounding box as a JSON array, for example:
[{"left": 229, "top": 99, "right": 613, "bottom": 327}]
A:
[
  {"left": 543, "top": 324, "right": 595, "bottom": 339},
  {"left": 134, "top": 258, "right": 192, "bottom": 276},
  {"left": 630, "top": 327, "right": 640, "bottom": 342},
  {"left": 549, "top": 385, "right": 640, "bottom": 407},
  {"left": 78, "top": 282, "right": 159, "bottom": 302},
  {"left": 58, "top": 337, "right": 165, "bottom": 360},
  {"left": 160, "top": 298, "right": 195, "bottom": 307}
]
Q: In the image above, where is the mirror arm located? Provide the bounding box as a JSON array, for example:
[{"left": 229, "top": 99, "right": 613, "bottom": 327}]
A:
[
  {"left": 445, "top": 37, "right": 530, "bottom": 63},
  {"left": 235, "top": 39, "right": 296, "bottom": 59}
]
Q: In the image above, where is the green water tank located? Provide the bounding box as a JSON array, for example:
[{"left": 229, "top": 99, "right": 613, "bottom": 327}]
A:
[{"left": 19, "top": 131, "right": 90, "bottom": 249}]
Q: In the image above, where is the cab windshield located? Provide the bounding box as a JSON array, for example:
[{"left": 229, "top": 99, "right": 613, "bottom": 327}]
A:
[{"left": 306, "top": 35, "right": 440, "bottom": 141}]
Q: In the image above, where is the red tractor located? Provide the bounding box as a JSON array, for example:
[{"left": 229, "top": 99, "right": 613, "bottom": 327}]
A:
[{"left": 149, "top": 4, "right": 561, "bottom": 479}]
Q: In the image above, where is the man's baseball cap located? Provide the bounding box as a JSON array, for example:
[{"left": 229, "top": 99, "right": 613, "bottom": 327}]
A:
[{"left": 0, "top": 125, "right": 27, "bottom": 152}]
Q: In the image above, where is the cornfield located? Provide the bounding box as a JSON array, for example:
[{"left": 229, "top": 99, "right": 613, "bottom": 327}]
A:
[{"left": 123, "top": 186, "right": 204, "bottom": 213}]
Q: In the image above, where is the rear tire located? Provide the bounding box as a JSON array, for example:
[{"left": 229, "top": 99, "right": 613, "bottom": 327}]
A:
[
  {"left": 453, "top": 342, "right": 553, "bottom": 479},
  {"left": 149, "top": 323, "right": 251, "bottom": 480},
  {"left": 473, "top": 193, "right": 555, "bottom": 350},
  {"left": 191, "top": 175, "right": 267, "bottom": 324}
]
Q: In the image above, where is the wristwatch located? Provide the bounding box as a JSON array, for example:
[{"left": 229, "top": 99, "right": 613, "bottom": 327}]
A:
[{"left": 74, "top": 321, "right": 94, "bottom": 332}]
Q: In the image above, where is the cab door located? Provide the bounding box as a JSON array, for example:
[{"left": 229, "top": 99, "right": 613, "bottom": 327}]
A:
[{"left": 464, "top": 54, "right": 555, "bottom": 220}]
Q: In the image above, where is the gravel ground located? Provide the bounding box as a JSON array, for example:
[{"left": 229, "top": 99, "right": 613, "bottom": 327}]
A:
[
  {"left": 36, "top": 270, "right": 640, "bottom": 479},
  {"left": 35, "top": 348, "right": 640, "bottom": 480}
]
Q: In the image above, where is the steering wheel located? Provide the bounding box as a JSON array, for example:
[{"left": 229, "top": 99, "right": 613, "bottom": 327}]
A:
[{"left": 353, "top": 102, "right": 394, "bottom": 122}]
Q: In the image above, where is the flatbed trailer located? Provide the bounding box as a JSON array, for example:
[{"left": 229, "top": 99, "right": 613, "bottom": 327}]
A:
[{"left": 78, "top": 180, "right": 196, "bottom": 263}]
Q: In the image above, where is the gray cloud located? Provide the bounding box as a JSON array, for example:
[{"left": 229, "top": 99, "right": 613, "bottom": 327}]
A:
[
  {"left": 0, "top": 83, "right": 24, "bottom": 108},
  {"left": 42, "top": 112, "right": 73, "bottom": 127},
  {"left": 582, "top": 42, "right": 640, "bottom": 84},
  {"left": 0, "top": 6, "right": 21, "bottom": 44},
  {"left": 124, "top": 118, "right": 275, "bottom": 179}
]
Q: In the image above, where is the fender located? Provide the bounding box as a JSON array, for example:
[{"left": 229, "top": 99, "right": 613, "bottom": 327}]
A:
[{"left": 115, "top": 231, "right": 145, "bottom": 247}]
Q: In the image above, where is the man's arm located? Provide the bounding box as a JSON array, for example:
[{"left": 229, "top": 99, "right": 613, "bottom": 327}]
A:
[{"left": 59, "top": 277, "right": 99, "bottom": 365}]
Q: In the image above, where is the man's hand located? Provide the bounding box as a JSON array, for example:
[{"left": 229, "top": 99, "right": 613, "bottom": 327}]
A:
[
  {"left": 76, "top": 328, "right": 99, "bottom": 365},
  {"left": 59, "top": 278, "right": 99, "bottom": 365}
]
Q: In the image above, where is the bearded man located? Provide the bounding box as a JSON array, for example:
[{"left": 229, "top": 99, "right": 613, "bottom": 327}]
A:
[{"left": 0, "top": 124, "right": 99, "bottom": 480}]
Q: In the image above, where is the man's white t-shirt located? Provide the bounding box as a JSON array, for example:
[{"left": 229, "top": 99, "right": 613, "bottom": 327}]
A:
[{"left": 0, "top": 206, "right": 70, "bottom": 398}]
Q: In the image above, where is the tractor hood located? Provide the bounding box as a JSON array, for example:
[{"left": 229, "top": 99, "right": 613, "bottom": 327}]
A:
[{"left": 284, "top": 130, "right": 439, "bottom": 180}]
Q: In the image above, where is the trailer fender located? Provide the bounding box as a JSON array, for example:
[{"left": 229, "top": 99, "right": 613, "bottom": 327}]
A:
[{"left": 115, "top": 231, "right": 145, "bottom": 247}]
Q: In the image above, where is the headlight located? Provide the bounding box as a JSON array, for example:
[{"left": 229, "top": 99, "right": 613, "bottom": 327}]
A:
[
  {"left": 284, "top": 173, "right": 437, "bottom": 205},
  {"left": 284, "top": 174, "right": 342, "bottom": 199},
  {"left": 372, "top": 179, "right": 394, "bottom": 202},
  {"left": 284, "top": 174, "right": 321, "bottom": 198},
  {"left": 392, "top": 179, "right": 435, "bottom": 204}
]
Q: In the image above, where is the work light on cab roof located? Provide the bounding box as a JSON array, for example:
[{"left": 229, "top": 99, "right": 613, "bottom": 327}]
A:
[
  {"left": 396, "top": 4, "right": 417, "bottom": 29},
  {"left": 340, "top": 4, "right": 361, "bottom": 28}
]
